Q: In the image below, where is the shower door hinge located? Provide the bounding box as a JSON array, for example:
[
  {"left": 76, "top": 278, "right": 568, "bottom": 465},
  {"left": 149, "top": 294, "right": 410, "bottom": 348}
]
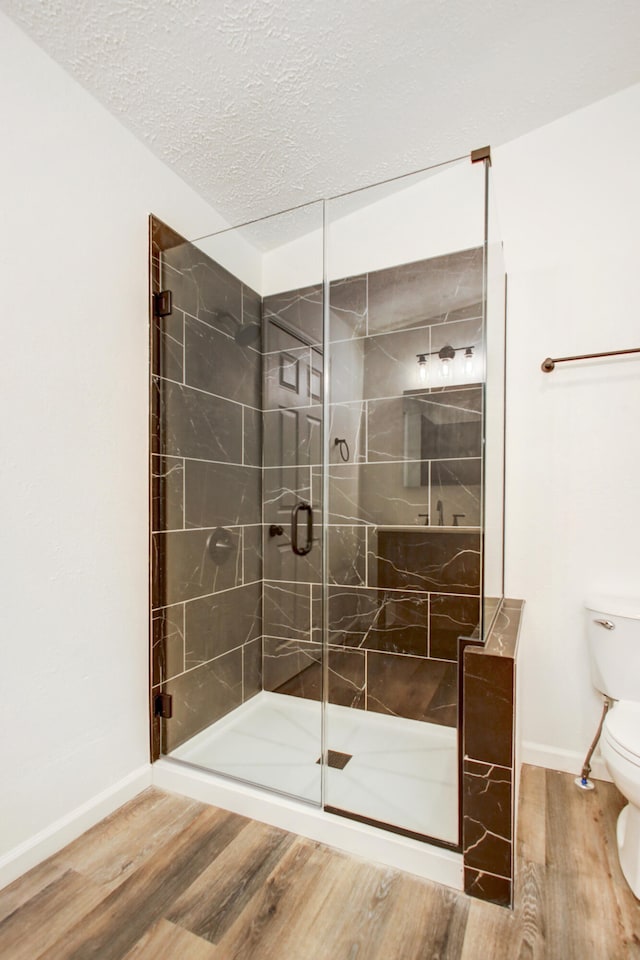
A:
[
  {"left": 154, "top": 692, "right": 173, "bottom": 719},
  {"left": 153, "top": 290, "right": 173, "bottom": 318},
  {"left": 470, "top": 145, "right": 492, "bottom": 166}
]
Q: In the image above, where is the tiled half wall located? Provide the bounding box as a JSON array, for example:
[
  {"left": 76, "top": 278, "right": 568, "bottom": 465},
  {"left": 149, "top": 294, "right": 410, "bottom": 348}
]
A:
[{"left": 462, "top": 599, "right": 524, "bottom": 908}]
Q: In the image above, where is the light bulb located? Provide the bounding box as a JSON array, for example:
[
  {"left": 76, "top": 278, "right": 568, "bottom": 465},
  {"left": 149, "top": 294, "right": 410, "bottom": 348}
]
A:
[
  {"left": 464, "top": 347, "right": 474, "bottom": 376},
  {"left": 437, "top": 344, "right": 455, "bottom": 379},
  {"left": 417, "top": 355, "right": 427, "bottom": 381}
]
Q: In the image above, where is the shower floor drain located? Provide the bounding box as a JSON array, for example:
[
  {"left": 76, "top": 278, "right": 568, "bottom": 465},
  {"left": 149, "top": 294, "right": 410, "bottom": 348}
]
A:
[{"left": 316, "top": 750, "right": 352, "bottom": 769}]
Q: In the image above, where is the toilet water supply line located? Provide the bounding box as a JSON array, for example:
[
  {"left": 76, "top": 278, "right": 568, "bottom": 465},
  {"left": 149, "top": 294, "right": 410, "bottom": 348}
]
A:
[{"left": 575, "top": 696, "right": 612, "bottom": 790}]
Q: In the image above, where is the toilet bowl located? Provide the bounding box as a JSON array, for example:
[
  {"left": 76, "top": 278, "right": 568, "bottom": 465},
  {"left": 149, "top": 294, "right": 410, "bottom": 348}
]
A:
[
  {"left": 602, "top": 702, "right": 640, "bottom": 805},
  {"left": 600, "top": 702, "right": 640, "bottom": 897},
  {"left": 586, "top": 597, "right": 640, "bottom": 899}
]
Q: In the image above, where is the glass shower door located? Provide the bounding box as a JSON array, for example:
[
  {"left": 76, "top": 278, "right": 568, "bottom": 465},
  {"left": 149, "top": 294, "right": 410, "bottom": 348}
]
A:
[
  {"left": 150, "top": 201, "right": 325, "bottom": 804},
  {"left": 260, "top": 257, "right": 325, "bottom": 802}
]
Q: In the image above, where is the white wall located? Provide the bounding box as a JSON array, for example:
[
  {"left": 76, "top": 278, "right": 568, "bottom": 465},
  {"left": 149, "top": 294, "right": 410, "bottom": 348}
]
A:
[
  {"left": 0, "top": 11, "right": 233, "bottom": 880},
  {"left": 262, "top": 160, "right": 485, "bottom": 294},
  {"left": 494, "top": 82, "right": 640, "bottom": 775}
]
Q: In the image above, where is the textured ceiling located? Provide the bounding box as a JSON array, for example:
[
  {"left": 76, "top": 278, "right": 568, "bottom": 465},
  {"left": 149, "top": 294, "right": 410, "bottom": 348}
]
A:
[{"left": 3, "top": 0, "right": 640, "bottom": 229}]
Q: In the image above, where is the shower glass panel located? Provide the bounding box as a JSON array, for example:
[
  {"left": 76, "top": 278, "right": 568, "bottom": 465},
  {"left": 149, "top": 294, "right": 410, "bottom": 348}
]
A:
[
  {"left": 150, "top": 202, "right": 325, "bottom": 804},
  {"left": 482, "top": 164, "right": 506, "bottom": 637},
  {"left": 150, "top": 152, "right": 505, "bottom": 846},
  {"left": 323, "top": 158, "right": 487, "bottom": 844}
]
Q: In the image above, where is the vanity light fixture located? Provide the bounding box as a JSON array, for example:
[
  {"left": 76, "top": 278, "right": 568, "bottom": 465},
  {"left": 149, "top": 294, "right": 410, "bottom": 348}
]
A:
[{"left": 415, "top": 344, "right": 475, "bottom": 379}]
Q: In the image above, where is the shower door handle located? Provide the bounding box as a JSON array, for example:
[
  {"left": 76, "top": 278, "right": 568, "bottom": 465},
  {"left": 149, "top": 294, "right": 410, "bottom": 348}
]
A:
[{"left": 291, "top": 501, "right": 313, "bottom": 556}]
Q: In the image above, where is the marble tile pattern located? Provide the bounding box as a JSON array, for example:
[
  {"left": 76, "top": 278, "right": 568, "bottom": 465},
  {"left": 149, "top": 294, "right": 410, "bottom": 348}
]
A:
[
  {"left": 259, "top": 248, "right": 484, "bottom": 730},
  {"left": 162, "top": 648, "right": 244, "bottom": 753},
  {"left": 366, "top": 248, "right": 484, "bottom": 334},
  {"left": 463, "top": 759, "right": 513, "bottom": 877},
  {"left": 375, "top": 529, "right": 480, "bottom": 595},
  {"left": 152, "top": 603, "right": 185, "bottom": 688},
  {"left": 367, "top": 653, "right": 457, "bottom": 726},
  {"left": 263, "top": 283, "right": 323, "bottom": 346},
  {"left": 263, "top": 254, "right": 480, "bottom": 717},
  {"left": 151, "top": 217, "right": 264, "bottom": 754},
  {"left": 151, "top": 229, "right": 487, "bottom": 747},
  {"left": 462, "top": 599, "right": 525, "bottom": 907},
  {"left": 325, "top": 252, "right": 483, "bottom": 726},
  {"left": 261, "top": 283, "right": 325, "bottom": 702}
]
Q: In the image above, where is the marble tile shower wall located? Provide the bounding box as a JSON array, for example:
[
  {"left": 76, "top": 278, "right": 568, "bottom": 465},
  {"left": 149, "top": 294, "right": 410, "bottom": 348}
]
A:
[
  {"left": 150, "top": 227, "right": 484, "bottom": 748},
  {"left": 263, "top": 249, "right": 485, "bottom": 728},
  {"left": 151, "top": 224, "right": 263, "bottom": 754},
  {"left": 261, "top": 282, "right": 324, "bottom": 701}
]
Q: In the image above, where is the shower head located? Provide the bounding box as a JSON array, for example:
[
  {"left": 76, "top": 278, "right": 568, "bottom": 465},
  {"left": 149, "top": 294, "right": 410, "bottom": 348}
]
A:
[
  {"left": 216, "top": 310, "right": 261, "bottom": 347},
  {"left": 234, "top": 322, "right": 261, "bottom": 347}
]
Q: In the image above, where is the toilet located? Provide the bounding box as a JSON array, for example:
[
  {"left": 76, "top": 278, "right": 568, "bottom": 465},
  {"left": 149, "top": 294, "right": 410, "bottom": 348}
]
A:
[{"left": 586, "top": 595, "right": 640, "bottom": 899}]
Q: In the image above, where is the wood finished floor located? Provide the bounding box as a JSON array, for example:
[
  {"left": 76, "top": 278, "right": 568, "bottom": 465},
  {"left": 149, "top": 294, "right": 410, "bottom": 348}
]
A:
[{"left": 1, "top": 765, "right": 639, "bottom": 959}]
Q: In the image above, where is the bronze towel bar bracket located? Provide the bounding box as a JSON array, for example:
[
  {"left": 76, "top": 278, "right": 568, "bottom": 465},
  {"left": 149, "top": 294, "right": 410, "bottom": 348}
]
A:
[{"left": 541, "top": 347, "right": 640, "bottom": 373}]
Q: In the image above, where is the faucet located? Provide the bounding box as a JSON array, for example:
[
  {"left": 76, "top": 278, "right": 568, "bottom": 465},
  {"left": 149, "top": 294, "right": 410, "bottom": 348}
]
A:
[
  {"left": 436, "top": 500, "right": 444, "bottom": 526},
  {"left": 418, "top": 513, "right": 429, "bottom": 526}
]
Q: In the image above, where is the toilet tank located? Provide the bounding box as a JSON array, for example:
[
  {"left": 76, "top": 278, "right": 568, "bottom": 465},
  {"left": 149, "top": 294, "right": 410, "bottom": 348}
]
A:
[{"left": 586, "top": 595, "right": 640, "bottom": 700}]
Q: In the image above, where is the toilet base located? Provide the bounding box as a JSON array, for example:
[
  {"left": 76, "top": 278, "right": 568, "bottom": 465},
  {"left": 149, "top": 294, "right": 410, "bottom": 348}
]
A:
[{"left": 617, "top": 803, "right": 640, "bottom": 899}]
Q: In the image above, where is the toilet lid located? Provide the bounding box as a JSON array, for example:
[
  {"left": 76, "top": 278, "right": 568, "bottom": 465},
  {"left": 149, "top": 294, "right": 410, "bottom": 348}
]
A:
[{"left": 605, "top": 701, "right": 640, "bottom": 757}]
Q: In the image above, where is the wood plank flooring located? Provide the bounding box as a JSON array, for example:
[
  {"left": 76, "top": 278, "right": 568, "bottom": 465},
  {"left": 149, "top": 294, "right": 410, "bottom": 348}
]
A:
[{"left": 1, "top": 765, "right": 638, "bottom": 959}]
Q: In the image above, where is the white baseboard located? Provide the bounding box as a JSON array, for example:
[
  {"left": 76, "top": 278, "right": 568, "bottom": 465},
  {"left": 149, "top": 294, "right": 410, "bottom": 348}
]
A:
[
  {"left": 521, "top": 741, "right": 612, "bottom": 783},
  {"left": 0, "top": 765, "right": 152, "bottom": 892},
  {"left": 153, "top": 758, "right": 463, "bottom": 891}
]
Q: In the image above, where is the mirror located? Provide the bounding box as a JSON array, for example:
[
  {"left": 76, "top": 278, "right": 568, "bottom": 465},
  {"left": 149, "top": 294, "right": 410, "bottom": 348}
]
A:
[{"left": 403, "top": 385, "right": 482, "bottom": 489}]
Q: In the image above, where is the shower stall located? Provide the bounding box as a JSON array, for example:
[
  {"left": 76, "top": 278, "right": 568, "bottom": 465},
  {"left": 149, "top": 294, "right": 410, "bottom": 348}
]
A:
[{"left": 150, "top": 152, "right": 506, "bottom": 857}]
